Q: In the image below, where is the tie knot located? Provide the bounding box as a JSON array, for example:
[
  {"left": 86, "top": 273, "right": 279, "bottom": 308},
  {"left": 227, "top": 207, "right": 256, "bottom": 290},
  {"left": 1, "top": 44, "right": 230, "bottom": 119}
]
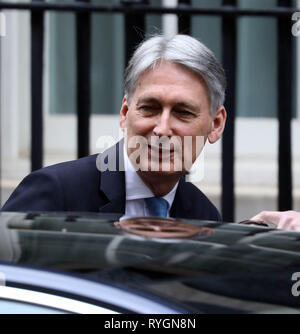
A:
[{"left": 145, "top": 197, "right": 168, "bottom": 218}]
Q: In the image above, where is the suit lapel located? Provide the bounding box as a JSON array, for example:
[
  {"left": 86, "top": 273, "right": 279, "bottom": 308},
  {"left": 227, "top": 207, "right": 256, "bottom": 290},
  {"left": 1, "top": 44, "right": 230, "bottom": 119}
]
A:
[
  {"left": 98, "top": 140, "right": 126, "bottom": 214},
  {"left": 170, "top": 177, "right": 192, "bottom": 219}
]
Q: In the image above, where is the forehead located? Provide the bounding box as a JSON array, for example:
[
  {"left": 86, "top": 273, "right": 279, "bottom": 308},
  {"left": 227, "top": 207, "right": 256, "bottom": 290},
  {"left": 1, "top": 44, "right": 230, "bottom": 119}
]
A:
[{"left": 132, "top": 61, "right": 209, "bottom": 103}]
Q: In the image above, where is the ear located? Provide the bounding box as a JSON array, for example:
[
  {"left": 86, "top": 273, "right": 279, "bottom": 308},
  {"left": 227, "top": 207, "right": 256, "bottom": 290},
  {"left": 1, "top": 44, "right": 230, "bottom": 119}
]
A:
[
  {"left": 120, "top": 95, "right": 129, "bottom": 130},
  {"left": 207, "top": 106, "right": 227, "bottom": 144}
]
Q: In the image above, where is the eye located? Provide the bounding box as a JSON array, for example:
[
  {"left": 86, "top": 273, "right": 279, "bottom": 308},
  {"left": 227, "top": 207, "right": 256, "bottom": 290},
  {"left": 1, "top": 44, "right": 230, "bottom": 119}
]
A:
[
  {"left": 140, "top": 105, "right": 154, "bottom": 110},
  {"left": 139, "top": 105, "right": 160, "bottom": 115},
  {"left": 174, "top": 109, "right": 195, "bottom": 118}
]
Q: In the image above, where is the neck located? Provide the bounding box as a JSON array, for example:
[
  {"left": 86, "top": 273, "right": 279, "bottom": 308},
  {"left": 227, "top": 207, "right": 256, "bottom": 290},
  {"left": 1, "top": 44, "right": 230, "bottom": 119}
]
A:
[{"left": 136, "top": 171, "right": 183, "bottom": 197}]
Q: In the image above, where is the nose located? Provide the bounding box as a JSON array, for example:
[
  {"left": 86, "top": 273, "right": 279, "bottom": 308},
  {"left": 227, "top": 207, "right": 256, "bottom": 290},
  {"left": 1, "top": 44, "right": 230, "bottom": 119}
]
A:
[{"left": 153, "top": 110, "right": 173, "bottom": 137}]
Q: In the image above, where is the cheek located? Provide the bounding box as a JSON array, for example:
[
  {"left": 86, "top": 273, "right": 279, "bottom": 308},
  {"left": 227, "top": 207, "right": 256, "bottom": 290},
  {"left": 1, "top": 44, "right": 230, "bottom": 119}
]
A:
[
  {"left": 192, "top": 119, "right": 212, "bottom": 137},
  {"left": 175, "top": 122, "right": 206, "bottom": 139},
  {"left": 127, "top": 117, "right": 155, "bottom": 137},
  {"left": 177, "top": 122, "right": 209, "bottom": 157}
]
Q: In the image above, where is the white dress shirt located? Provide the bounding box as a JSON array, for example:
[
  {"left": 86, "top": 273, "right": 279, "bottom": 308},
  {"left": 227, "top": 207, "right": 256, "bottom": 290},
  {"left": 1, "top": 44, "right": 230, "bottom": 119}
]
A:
[{"left": 123, "top": 145, "right": 178, "bottom": 219}]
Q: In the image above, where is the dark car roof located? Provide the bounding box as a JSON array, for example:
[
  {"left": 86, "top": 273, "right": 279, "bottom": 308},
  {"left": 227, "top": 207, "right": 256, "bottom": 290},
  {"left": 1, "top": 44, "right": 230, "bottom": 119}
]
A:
[{"left": 1, "top": 211, "right": 300, "bottom": 314}]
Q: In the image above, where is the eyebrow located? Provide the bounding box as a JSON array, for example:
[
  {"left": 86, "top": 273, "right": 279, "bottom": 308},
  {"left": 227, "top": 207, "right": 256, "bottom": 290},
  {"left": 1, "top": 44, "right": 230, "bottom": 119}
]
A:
[
  {"left": 136, "top": 97, "right": 199, "bottom": 112},
  {"left": 136, "top": 97, "right": 161, "bottom": 106}
]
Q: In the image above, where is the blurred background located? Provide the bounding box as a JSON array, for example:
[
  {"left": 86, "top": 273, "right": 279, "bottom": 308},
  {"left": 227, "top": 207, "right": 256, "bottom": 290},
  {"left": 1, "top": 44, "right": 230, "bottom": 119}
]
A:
[{"left": 0, "top": 0, "right": 299, "bottom": 222}]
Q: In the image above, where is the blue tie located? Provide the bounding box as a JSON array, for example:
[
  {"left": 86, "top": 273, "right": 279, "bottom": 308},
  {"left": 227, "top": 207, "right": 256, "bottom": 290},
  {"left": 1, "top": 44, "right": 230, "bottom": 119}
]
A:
[{"left": 145, "top": 197, "right": 168, "bottom": 218}]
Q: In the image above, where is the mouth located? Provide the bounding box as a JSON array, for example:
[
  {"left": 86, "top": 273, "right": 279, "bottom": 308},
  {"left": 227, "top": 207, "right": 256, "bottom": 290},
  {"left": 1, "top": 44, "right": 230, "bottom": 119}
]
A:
[{"left": 148, "top": 144, "right": 175, "bottom": 158}]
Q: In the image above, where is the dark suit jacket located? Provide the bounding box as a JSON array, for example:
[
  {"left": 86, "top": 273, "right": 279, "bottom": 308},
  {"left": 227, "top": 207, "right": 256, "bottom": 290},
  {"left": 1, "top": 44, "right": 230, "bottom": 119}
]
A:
[{"left": 1, "top": 142, "right": 222, "bottom": 221}]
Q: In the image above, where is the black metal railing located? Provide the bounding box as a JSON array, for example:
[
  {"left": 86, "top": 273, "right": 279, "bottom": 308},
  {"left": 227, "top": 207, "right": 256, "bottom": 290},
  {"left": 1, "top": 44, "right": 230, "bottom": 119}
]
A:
[{"left": 0, "top": 0, "right": 298, "bottom": 221}]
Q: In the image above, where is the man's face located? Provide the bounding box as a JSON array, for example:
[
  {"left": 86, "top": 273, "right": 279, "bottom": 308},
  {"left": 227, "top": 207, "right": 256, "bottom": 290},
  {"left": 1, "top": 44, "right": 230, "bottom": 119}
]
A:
[{"left": 120, "top": 61, "right": 226, "bottom": 176}]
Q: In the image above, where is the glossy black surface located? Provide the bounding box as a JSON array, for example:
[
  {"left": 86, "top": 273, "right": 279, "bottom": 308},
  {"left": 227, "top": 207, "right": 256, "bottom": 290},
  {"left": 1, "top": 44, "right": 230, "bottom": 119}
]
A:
[{"left": 0, "top": 212, "right": 300, "bottom": 313}]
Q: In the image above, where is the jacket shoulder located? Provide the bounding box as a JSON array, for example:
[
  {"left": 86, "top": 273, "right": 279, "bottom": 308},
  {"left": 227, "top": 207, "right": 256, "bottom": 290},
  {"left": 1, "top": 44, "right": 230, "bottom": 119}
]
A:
[
  {"left": 1, "top": 154, "right": 101, "bottom": 212},
  {"left": 41, "top": 154, "right": 98, "bottom": 177},
  {"left": 183, "top": 181, "right": 222, "bottom": 221}
]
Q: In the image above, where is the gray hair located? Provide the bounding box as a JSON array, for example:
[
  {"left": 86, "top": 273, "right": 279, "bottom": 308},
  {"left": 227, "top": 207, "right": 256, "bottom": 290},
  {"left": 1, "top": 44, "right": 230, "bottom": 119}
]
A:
[{"left": 124, "top": 34, "right": 226, "bottom": 115}]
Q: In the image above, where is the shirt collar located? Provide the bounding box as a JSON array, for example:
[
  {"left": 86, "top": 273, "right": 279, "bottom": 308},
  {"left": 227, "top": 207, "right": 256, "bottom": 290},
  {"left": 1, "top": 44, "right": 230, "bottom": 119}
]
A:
[{"left": 123, "top": 144, "right": 178, "bottom": 209}]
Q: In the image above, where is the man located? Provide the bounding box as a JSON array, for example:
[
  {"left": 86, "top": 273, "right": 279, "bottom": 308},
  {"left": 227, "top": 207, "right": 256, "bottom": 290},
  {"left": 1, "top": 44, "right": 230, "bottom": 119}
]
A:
[{"left": 1, "top": 34, "right": 227, "bottom": 221}]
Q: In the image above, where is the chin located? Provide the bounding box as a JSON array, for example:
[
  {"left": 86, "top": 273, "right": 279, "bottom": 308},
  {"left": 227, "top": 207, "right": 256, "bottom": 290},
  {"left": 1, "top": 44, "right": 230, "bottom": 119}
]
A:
[
  {"left": 142, "top": 162, "right": 187, "bottom": 177},
  {"left": 153, "top": 170, "right": 185, "bottom": 178}
]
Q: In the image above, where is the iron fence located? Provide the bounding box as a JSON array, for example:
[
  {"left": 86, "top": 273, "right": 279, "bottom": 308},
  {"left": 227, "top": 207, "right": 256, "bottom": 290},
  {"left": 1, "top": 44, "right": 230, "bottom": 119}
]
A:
[{"left": 0, "top": 0, "right": 298, "bottom": 221}]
